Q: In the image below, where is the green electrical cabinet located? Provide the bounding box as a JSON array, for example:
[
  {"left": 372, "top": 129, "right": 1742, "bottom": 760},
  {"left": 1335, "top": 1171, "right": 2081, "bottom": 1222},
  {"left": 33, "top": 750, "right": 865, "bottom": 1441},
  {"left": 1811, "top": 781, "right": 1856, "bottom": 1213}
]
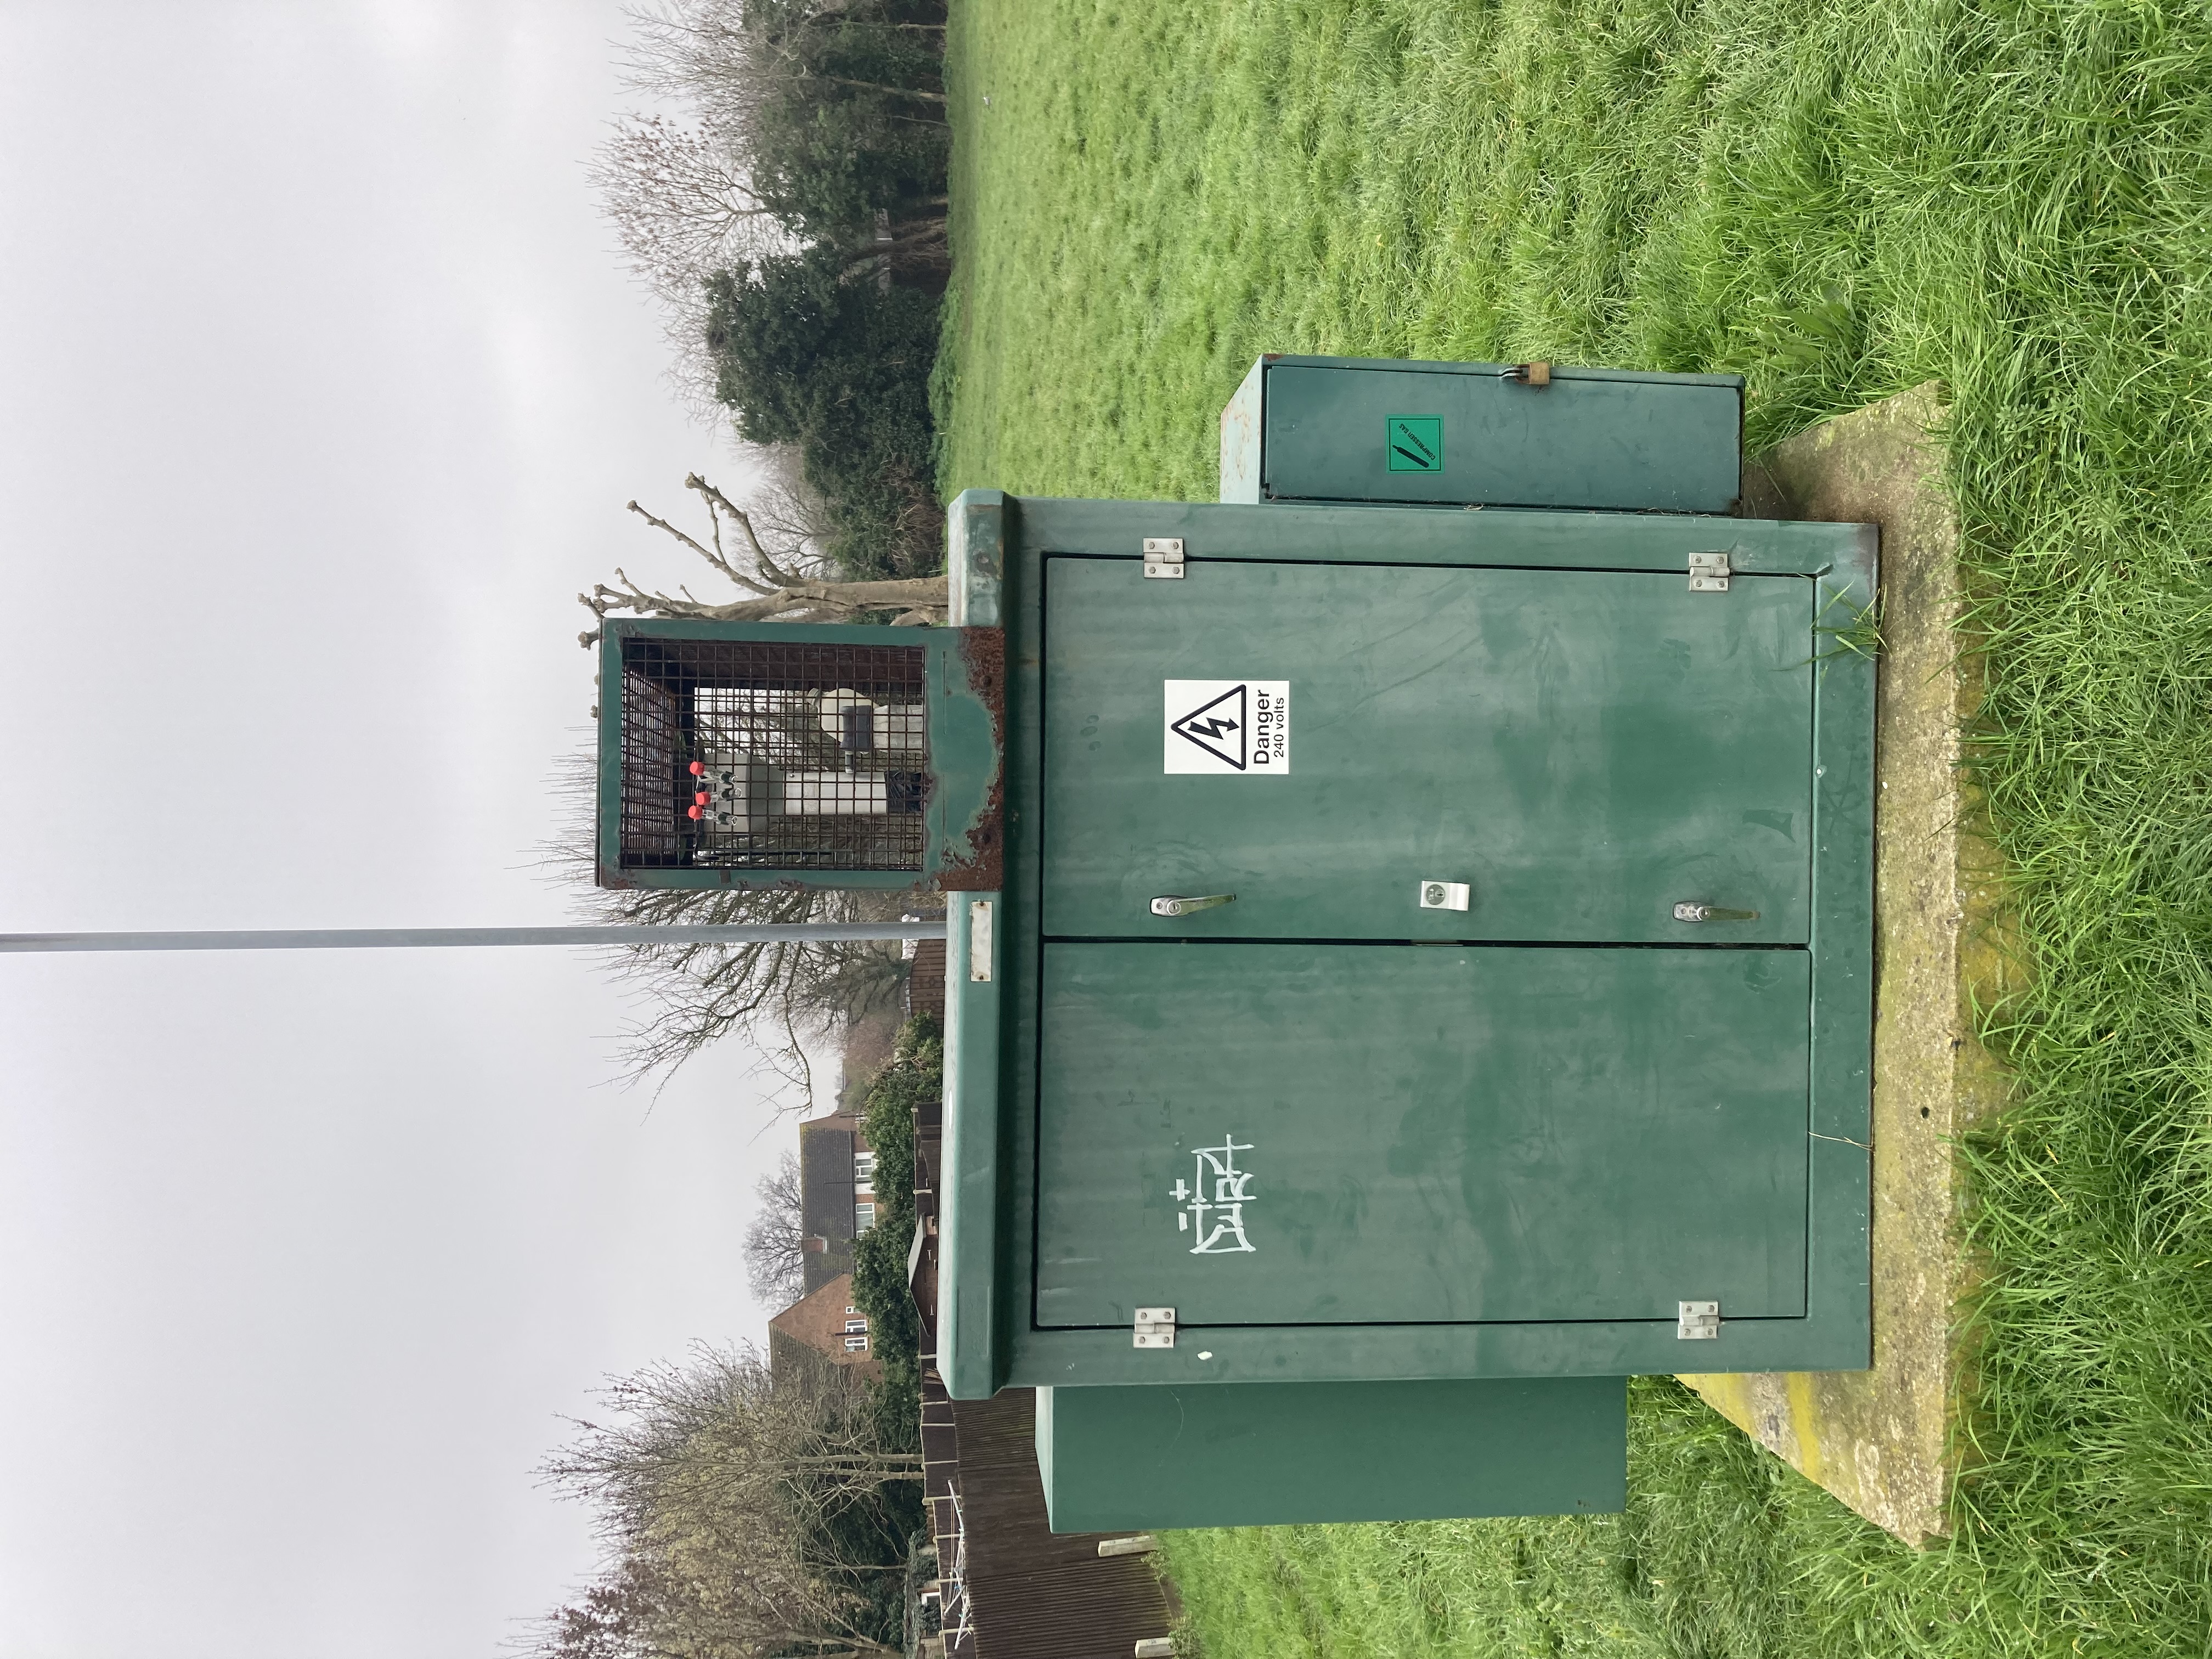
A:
[
  {"left": 593, "top": 362, "right": 1876, "bottom": 1531},
  {"left": 936, "top": 490, "right": 1875, "bottom": 1404}
]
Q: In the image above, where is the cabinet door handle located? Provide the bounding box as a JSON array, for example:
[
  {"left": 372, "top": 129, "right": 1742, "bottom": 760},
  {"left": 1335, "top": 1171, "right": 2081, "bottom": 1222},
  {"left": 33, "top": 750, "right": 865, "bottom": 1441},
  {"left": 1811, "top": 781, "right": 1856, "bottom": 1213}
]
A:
[
  {"left": 1673, "top": 902, "right": 1759, "bottom": 923},
  {"left": 1150, "top": 894, "right": 1234, "bottom": 918}
]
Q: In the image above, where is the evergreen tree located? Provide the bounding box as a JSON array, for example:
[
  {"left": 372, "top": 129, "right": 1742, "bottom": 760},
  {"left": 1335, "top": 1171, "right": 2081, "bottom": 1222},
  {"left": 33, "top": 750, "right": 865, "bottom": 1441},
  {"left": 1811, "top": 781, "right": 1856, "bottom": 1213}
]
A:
[{"left": 704, "top": 249, "right": 941, "bottom": 580}]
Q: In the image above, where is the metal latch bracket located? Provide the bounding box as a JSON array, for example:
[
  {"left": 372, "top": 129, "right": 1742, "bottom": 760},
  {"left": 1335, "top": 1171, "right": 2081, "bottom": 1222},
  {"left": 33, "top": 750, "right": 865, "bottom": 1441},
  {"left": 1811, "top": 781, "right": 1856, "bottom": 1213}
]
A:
[
  {"left": 1689, "top": 551, "right": 1730, "bottom": 592},
  {"left": 1133, "top": 1306, "right": 1176, "bottom": 1349},
  {"left": 1678, "top": 1300, "right": 1720, "bottom": 1340},
  {"left": 1142, "top": 538, "right": 1185, "bottom": 579},
  {"left": 1150, "top": 893, "right": 1234, "bottom": 917},
  {"left": 1673, "top": 902, "right": 1759, "bottom": 924}
]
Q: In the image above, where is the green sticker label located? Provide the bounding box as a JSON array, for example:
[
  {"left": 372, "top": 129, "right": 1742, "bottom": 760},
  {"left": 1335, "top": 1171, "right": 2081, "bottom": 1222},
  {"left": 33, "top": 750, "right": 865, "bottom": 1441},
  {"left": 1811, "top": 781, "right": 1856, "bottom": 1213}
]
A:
[{"left": 1386, "top": 415, "right": 1443, "bottom": 472}]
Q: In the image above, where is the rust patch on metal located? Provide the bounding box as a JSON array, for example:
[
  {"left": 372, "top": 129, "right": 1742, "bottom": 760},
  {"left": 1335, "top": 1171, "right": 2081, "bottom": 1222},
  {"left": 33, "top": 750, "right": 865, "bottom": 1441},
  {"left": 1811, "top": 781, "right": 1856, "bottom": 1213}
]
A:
[{"left": 938, "top": 627, "right": 1006, "bottom": 891}]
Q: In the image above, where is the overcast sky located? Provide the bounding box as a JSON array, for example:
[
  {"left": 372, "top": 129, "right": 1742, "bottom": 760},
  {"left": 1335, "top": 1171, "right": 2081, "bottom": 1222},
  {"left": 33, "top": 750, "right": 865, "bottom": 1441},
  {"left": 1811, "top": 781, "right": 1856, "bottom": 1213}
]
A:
[{"left": 0, "top": 5, "right": 806, "bottom": 1655}]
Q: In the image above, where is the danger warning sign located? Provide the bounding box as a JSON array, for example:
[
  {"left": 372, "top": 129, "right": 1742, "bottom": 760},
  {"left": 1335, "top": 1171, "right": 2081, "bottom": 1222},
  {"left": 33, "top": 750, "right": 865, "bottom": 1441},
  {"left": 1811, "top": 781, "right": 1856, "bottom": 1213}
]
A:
[{"left": 1164, "top": 680, "right": 1291, "bottom": 775}]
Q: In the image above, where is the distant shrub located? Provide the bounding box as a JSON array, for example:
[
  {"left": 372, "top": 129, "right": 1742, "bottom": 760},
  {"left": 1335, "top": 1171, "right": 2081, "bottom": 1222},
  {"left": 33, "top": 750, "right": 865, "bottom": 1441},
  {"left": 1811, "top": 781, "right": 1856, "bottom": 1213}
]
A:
[
  {"left": 705, "top": 250, "right": 943, "bottom": 580},
  {"left": 850, "top": 1014, "right": 939, "bottom": 1447}
]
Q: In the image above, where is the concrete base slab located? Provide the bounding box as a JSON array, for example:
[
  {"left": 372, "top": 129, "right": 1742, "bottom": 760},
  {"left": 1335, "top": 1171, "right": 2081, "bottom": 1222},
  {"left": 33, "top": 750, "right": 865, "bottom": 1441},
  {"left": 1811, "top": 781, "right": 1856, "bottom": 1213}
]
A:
[{"left": 1679, "top": 383, "right": 2016, "bottom": 1548}]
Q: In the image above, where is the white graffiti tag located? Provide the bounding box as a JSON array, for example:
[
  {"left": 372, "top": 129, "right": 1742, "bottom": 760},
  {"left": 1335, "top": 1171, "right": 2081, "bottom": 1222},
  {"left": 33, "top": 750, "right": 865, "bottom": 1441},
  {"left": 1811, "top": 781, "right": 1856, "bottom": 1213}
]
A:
[{"left": 1170, "top": 1137, "right": 1257, "bottom": 1255}]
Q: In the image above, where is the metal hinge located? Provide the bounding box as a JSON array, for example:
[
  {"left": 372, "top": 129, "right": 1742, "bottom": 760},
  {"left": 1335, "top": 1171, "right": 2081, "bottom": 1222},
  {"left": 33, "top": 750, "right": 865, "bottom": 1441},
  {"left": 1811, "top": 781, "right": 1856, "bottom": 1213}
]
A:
[
  {"left": 1689, "top": 551, "right": 1730, "bottom": 592},
  {"left": 1678, "top": 1300, "right": 1720, "bottom": 1340},
  {"left": 1133, "top": 1306, "right": 1176, "bottom": 1349},
  {"left": 1142, "top": 538, "right": 1185, "bottom": 579}
]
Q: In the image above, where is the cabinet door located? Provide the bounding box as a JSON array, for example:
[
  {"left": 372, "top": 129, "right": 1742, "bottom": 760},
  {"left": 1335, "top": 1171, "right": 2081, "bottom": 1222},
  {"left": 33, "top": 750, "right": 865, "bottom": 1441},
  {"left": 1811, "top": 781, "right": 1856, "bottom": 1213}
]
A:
[
  {"left": 1034, "top": 941, "right": 1809, "bottom": 1329},
  {"left": 1042, "top": 557, "right": 1813, "bottom": 944}
]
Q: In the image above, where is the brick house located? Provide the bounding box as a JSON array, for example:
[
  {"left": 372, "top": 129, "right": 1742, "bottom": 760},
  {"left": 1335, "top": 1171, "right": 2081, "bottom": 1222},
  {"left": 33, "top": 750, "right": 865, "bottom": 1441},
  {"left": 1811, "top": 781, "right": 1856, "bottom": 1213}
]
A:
[{"left": 767, "top": 1270, "right": 881, "bottom": 1381}]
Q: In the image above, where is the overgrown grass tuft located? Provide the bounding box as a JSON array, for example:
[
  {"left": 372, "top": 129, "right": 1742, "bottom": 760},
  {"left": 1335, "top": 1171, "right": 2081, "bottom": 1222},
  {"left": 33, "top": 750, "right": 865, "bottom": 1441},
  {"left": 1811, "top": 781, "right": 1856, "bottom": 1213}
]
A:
[{"left": 941, "top": 0, "right": 2212, "bottom": 1652}]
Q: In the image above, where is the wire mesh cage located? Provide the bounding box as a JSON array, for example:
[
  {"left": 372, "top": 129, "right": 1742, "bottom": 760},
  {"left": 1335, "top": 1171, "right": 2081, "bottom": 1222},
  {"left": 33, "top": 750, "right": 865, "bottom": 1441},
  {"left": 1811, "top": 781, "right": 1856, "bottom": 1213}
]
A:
[{"left": 618, "top": 636, "right": 929, "bottom": 872}]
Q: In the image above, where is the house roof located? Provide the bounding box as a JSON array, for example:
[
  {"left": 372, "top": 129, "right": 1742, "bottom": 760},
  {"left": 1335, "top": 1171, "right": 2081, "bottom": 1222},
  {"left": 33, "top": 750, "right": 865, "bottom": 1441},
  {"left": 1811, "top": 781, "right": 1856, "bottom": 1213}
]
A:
[
  {"left": 798, "top": 1111, "right": 871, "bottom": 1294},
  {"left": 766, "top": 1271, "right": 881, "bottom": 1380}
]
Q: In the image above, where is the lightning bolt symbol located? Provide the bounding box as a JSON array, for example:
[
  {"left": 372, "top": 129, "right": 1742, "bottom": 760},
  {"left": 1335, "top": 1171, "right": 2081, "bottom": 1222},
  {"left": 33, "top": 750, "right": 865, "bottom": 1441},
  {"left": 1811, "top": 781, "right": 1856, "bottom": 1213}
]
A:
[{"left": 1182, "top": 716, "right": 1239, "bottom": 739}]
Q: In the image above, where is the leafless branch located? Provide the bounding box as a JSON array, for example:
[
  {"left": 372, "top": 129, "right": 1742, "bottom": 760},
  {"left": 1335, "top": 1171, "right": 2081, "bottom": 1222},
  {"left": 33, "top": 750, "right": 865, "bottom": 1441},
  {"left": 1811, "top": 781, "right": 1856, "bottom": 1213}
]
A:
[
  {"left": 578, "top": 473, "right": 947, "bottom": 648},
  {"left": 743, "top": 1150, "right": 806, "bottom": 1304},
  {"left": 685, "top": 472, "right": 804, "bottom": 587},
  {"left": 539, "top": 738, "right": 918, "bottom": 1095},
  {"left": 523, "top": 1344, "right": 923, "bottom": 1659},
  {"left": 623, "top": 499, "right": 775, "bottom": 596}
]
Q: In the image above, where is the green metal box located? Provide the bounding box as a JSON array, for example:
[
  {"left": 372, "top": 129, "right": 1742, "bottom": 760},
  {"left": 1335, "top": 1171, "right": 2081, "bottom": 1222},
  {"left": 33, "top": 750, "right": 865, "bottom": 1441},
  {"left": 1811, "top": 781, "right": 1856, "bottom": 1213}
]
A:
[
  {"left": 588, "top": 461, "right": 1877, "bottom": 1528},
  {"left": 592, "top": 619, "right": 1002, "bottom": 892},
  {"left": 1035, "top": 1376, "right": 1628, "bottom": 1531},
  {"left": 939, "top": 489, "right": 1875, "bottom": 1401},
  {"left": 1220, "top": 355, "right": 1743, "bottom": 512}
]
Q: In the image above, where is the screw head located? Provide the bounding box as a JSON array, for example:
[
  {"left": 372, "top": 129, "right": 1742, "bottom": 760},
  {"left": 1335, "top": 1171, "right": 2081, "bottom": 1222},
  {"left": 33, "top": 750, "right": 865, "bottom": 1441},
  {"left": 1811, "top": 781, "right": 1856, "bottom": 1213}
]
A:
[{"left": 1424, "top": 883, "right": 1447, "bottom": 906}]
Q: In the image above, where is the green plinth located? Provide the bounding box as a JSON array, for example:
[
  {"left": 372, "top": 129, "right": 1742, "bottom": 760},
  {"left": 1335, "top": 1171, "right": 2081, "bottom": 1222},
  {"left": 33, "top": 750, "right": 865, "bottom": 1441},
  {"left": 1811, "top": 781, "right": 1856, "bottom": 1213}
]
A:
[{"left": 1036, "top": 1376, "right": 1628, "bottom": 1532}]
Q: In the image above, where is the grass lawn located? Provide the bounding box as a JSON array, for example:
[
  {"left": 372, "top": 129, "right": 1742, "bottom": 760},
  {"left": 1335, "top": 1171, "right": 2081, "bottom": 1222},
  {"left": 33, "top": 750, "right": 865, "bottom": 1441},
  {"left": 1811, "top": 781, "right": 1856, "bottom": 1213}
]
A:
[{"left": 935, "top": 0, "right": 2212, "bottom": 1653}]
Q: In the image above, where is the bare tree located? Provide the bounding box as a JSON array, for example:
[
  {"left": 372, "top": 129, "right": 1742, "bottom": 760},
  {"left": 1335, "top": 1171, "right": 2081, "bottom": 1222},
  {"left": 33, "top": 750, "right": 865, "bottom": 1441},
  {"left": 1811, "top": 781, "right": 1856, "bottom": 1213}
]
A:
[
  {"left": 735, "top": 443, "right": 834, "bottom": 561},
  {"left": 582, "top": 873, "right": 913, "bottom": 1096},
  {"left": 744, "top": 1150, "right": 807, "bottom": 1305},
  {"left": 616, "top": 0, "right": 769, "bottom": 150},
  {"left": 577, "top": 472, "right": 946, "bottom": 645},
  {"left": 531, "top": 1546, "right": 901, "bottom": 1659},
  {"left": 595, "top": 4, "right": 786, "bottom": 409},
  {"left": 595, "top": 2, "right": 951, "bottom": 407},
  {"left": 542, "top": 787, "right": 913, "bottom": 1097},
  {"left": 589, "top": 114, "right": 783, "bottom": 298},
  {"left": 551, "top": 471, "right": 937, "bottom": 1094},
  {"left": 548, "top": 1344, "right": 923, "bottom": 1514},
  {"left": 526, "top": 1345, "right": 921, "bottom": 1659},
  {"left": 619, "top": 1, "right": 949, "bottom": 162},
  {"left": 586, "top": 114, "right": 789, "bottom": 411}
]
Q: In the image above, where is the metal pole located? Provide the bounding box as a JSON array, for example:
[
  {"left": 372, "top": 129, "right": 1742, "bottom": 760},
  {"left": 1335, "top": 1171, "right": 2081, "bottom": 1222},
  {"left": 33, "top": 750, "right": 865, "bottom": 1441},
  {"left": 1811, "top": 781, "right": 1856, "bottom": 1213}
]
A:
[{"left": 0, "top": 922, "right": 948, "bottom": 953}]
